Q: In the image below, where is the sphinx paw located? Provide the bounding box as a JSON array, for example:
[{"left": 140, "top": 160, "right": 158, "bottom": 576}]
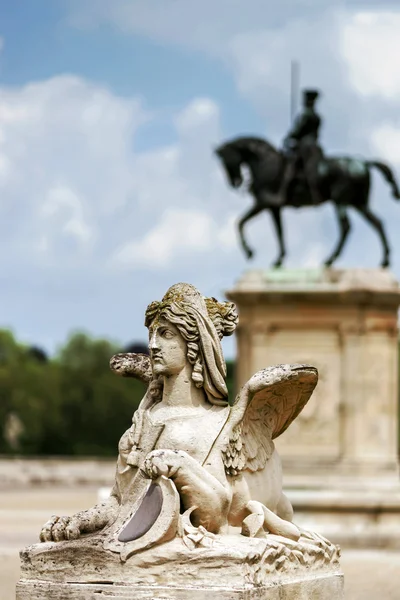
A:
[{"left": 144, "top": 449, "right": 183, "bottom": 480}]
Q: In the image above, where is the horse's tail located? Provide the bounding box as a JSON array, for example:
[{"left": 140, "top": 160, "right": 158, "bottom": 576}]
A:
[{"left": 367, "top": 160, "right": 400, "bottom": 200}]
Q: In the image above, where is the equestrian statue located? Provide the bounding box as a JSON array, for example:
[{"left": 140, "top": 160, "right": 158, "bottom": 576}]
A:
[{"left": 215, "top": 88, "right": 400, "bottom": 268}]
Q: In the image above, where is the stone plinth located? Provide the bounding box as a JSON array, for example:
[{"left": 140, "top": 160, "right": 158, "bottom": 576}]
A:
[
  {"left": 227, "top": 268, "right": 400, "bottom": 547},
  {"left": 16, "top": 530, "right": 343, "bottom": 599},
  {"left": 16, "top": 575, "right": 344, "bottom": 599}
]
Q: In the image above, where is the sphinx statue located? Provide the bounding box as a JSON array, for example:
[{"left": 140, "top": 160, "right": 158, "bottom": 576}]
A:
[{"left": 17, "top": 283, "right": 343, "bottom": 599}]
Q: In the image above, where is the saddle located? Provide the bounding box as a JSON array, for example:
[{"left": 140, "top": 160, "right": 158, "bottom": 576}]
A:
[{"left": 282, "top": 146, "right": 325, "bottom": 207}]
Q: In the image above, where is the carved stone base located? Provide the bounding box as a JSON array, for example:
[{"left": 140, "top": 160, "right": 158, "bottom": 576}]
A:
[
  {"left": 17, "top": 529, "right": 343, "bottom": 600},
  {"left": 16, "top": 573, "right": 344, "bottom": 599}
]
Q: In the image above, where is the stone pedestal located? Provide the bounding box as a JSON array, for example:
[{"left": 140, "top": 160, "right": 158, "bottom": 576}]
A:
[
  {"left": 227, "top": 268, "right": 400, "bottom": 547},
  {"left": 16, "top": 531, "right": 343, "bottom": 600},
  {"left": 16, "top": 575, "right": 344, "bottom": 599}
]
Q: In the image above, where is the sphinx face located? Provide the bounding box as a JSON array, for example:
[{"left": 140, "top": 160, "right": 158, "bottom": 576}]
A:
[{"left": 149, "top": 318, "right": 187, "bottom": 377}]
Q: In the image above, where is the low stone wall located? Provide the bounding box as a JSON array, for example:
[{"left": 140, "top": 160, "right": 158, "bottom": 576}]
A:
[{"left": 0, "top": 456, "right": 115, "bottom": 488}]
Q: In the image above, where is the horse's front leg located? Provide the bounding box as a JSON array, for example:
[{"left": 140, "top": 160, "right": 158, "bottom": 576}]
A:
[
  {"left": 237, "top": 205, "right": 264, "bottom": 259},
  {"left": 144, "top": 449, "right": 231, "bottom": 533},
  {"left": 270, "top": 207, "right": 286, "bottom": 268}
]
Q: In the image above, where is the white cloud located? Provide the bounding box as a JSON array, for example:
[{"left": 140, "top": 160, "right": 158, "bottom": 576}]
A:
[
  {"left": 67, "top": 0, "right": 344, "bottom": 57},
  {"left": 65, "top": 3, "right": 400, "bottom": 131},
  {"left": 0, "top": 75, "right": 148, "bottom": 267},
  {"left": 340, "top": 11, "right": 400, "bottom": 100},
  {"left": 224, "top": 11, "right": 348, "bottom": 128},
  {"left": 113, "top": 208, "right": 218, "bottom": 269},
  {"left": 302, "top": 242, "right": 328, "bottom": 268},
  {"left": 370, "top": 123, "right": 400, "bottom": 166},
  {"left": 175, "top": 98, "right": 220, "bottom": 134},
  {"left": 66, "top": 2, "right": 400, "bottom": 108},
  {"left": 0, "top": 73, "right": 246, "bottom": 351},
  {"left": 42, "top": 185, "right": 94, "bottom": 246},
  {"left": 67, "top": 2, "right": 341, "bottom": 102},
  {"left": 217, "top": 214, "right": 238, "bottom": 250},
  {"left": 65, "top": 3, "right": 366, "bottom": 146},
  {"left": 66, "top": 0, "right": 276, "bottom": 53},
  {"left": 0, "top": 76, "right": 236, "bottom": 275}
]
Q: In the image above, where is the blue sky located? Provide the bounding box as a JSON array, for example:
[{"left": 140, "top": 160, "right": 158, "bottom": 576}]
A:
[
  {"left": 1, "top": 1, "right": 400, "bottom": 357},
  {"left": 0, "top": 1, "right": 265, "bottom": 145}
]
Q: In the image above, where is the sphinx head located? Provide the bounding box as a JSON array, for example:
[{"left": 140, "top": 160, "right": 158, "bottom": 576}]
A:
[{"left": 145, "top": 283, "right": 238, "bottom": 406}]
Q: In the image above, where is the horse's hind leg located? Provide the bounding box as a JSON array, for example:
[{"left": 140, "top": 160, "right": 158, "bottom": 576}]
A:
[
  {"left": 270, "top": 206, "right": 286, "bottom": 268},
  {"left": 324, "top": 204, "right": 351, "bottom": 267},
  {"left": 356, "top": 206, "right": 391, "bottom": 268}
]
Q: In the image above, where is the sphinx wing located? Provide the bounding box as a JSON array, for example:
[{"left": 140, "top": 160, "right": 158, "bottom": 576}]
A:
[
  {"left": 222, "top": 364, "right": 318, "bottom": 476},
  {"left": 110, "top": 353, "right": 152, "bottom": 384}
]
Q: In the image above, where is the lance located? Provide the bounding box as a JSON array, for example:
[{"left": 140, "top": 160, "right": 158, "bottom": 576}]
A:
[{"left": 290, "top": 60, "right": 300, "bottom": 124}]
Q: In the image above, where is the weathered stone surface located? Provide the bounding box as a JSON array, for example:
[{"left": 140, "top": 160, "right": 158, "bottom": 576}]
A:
[
  {"left": 17, "top": 529, "right": 342, "bottom": 598},
  {"left": 17, "top": 282, "right": 343, "bottom": 598},
  {"left": 16, "top": 573, "right": 344, "bottom": 599},
  {"left": 19, "top": 528, "right": 340, "bottom": 585}
]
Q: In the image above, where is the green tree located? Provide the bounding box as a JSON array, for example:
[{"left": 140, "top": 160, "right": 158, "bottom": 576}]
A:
[
  {"left": 55, "top": 332, "right": 145, "bottom": 456},
  {"left": 0, "top": 330, "right": 66, "bottom": 454},
  {"left": 0, "top": 330, "right": 25, "bottom": 452},
  {"left": 0, "top": 330, "right": 146, "bottom": 456}
]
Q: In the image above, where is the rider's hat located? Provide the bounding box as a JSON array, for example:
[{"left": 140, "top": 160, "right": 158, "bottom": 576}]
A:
[{"left": 303, "top": 89, "right": 320, "bottom": 102}]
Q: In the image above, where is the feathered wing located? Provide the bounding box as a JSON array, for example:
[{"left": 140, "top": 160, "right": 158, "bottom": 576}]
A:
[
  {"left": 110, "top": 353, "right": 152, "bottom": 384},
  {"left": 221, "top": 364, "right": 318, "bottom": 476}
]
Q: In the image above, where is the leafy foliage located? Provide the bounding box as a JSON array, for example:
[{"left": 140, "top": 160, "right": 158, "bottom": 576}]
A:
[{"left": 0, "top": 330, "right": 146, "bottom": 456}]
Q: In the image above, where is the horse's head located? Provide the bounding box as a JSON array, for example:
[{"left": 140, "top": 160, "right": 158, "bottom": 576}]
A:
[{"left": 214, "top": 144, "right": 244, "bottom": 189}]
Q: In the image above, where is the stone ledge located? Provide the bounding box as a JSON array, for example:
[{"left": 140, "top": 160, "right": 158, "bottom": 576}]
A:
[
  {"left": 230, "top": 268, "right": 399, "bottom": 291},
  {"left": 0, "top": 457, "right": 115, "bottom": 489},
  {"left": 16, "top": 574, "right": 344, "bottom": 600},
  {"left": 288, "top": 489, "right": 400, "bottom": 511},
  {"left": 227, "top": 268, "right": 400, "bottom": 308},
  {"left": 286, "top": 488, "right": 400, "bottom": 550}
]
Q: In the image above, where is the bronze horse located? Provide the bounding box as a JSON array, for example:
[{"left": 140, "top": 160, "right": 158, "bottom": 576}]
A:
[{"left": 215, "top": 136, "right": 400, "bottom": 268}]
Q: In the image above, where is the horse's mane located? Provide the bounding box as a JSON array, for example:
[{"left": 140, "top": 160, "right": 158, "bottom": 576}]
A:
[{"left": 216, "top": 136, "right": 277, "bottom": 155}]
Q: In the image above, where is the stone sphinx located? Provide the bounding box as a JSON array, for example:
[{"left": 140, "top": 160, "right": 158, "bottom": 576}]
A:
[{"left": 17, "top": 283, "right": 343, "bottom": 599}]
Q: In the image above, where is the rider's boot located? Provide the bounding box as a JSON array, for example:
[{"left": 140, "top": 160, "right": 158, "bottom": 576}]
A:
[{"left": 280, "top": 160, "right": 295, "bottom": 205}]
